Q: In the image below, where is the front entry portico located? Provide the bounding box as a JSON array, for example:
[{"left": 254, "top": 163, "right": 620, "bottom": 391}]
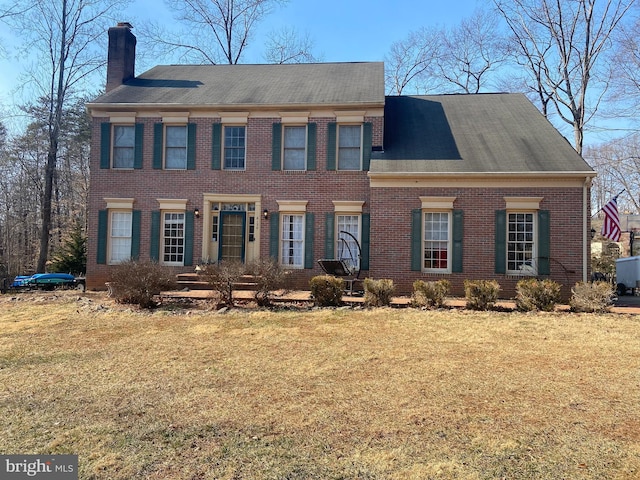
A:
[{"left": 202, "top": 194, "right": 262, "bottom": 264}]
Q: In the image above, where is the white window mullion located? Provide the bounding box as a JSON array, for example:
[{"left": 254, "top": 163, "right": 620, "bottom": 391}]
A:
[
  {"left": 280, "top": 214, "right": 304, "bottom": 268},
  {"left": 162, "top": 212, "right": 185, "bottom": 265},
  {"left": 109, "top": 211, "right": 132, "bottom": 264},
  {"left": 423, "top": 211, "right": 451, "bottom": 273}
]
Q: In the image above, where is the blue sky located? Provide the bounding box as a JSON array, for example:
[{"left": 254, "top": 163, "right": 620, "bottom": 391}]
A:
[
  {"left": 127, "top": 0, "right": 483, "bottom": 67},
  {"left": 0, "top": 0, "right": 481, "bottom": 123}
]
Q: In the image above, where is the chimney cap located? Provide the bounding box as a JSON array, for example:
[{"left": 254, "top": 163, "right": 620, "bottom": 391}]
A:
[{"left": 116, "top": 22, "right": 133, "bottom": 29}]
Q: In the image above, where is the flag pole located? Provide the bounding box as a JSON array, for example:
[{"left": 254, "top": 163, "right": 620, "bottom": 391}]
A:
[{"left": 591, "top": 189, "right": 625, "bottom": 218}]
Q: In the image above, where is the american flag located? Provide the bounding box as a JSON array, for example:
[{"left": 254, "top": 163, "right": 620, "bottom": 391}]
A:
[{"left": 601, "top": 197, "right": 621, "bottom": 242}]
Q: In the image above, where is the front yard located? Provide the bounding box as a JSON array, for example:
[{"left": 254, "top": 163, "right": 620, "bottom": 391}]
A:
[{"left": 1, "top": 292, "right": 639, "bottom": 479}]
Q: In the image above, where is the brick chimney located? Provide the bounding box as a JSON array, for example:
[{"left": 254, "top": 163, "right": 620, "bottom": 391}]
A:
[{"left": 106, "top": 22, "right": 136, "bottom": 93}]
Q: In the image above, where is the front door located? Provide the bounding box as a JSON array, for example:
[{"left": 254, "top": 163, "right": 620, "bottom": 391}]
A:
[{"left": 219, "top": 212, "right": 246, "bottom": 262}]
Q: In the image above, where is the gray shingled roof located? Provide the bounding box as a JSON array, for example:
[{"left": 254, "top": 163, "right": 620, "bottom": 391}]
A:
[
  {"left": 371, "top": 94, "right": 594, "bottom": 174},
  {"left": 90, "top": 62, "right": 385, "bottom": 107}
]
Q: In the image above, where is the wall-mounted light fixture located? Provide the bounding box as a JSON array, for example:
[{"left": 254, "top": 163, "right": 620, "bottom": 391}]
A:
[
  {"left": 590, "top": 228, "right": 596, "bottom": 239},
  {"left": 263, "top": 209, "right": 269, "bottom": 220},
  {"left": 194, "top": 208, "right": 200, "bottom": 219}
]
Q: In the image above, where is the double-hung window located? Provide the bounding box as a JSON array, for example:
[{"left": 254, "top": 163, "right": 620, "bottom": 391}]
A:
[
  {"left": 280, "top": 214, "right": 304, "bottom": 268},
  {"left": 283, "top": 126, "right": 306, "bottom": 170},
  {"left": 112, "top": 125, "right": 135, "bottom": 168},
  {"left": 162, "top": 212, "right": 185, "bottom": 265},
  {"left": 338, "top": 125, "right": 362, "bottom": 170},
  {"left": 165, "top": 126, "right": 187, "bottom": 169},
  {"left": 336, "top": 214, "right": 361, "bottom": 270},
  {"left": 411, "top": 197, "right": 462, "bottom": 274},
  {"left": 496, "top": 197, "right": 549, "bottom": 276},
  {"left": 507, "top": 212, "right": 536, "bottom": 274},
  {"left": 423, "top": 212, "right": 450, "bottom": 272},
  {"left": 224, "top": 126, "right": 246, "bottom": 170},
  {"left": 97, "top": 198, "right": 138, "bottom": 266},
  {"left": 109, "top": 211, "right": 132, "bottom": 264}
]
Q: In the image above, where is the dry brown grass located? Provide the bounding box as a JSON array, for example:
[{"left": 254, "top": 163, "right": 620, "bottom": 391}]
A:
[{"left": 1, "top": 292, "right": 639, "bottom": 479}]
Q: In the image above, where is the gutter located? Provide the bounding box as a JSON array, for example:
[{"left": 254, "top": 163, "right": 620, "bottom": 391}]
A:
[{"left": 583, "top": 176, "right": 592, "bottom": 283}]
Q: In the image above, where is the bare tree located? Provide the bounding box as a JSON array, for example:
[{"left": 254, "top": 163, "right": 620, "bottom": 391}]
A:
[
  {"left": 1, "top": 0, "right": 128, "bottom": 272},
  {"left": 263, "top": 26, "right": 320, "bottom": 64},
  {"left": 145, "top": 0, "right": 287, "bottom": 64},
  {"left": 385, "top": 26, "right": 443, "bottom": 95},
  {"left": 611, "top": 16, "right": 640, "bottom": 120},
  {"left": 437, "top": 9, "right": 510, "bottom": 94},
  {"left": 585, "top": 134, "right": 640, "bottom": 214},
  {"left": 385, "top": 9, "right": 508, "bottom": 95},
  {"left": 493, "top": 0, "right": 635, "bottom": 155}
]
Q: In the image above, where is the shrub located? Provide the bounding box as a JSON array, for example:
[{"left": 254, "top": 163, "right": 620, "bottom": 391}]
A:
[
  {"left": 412, "top": 279, "right": 451, "bottom": 308},
  {"left": 570, "top": 281, "right": 614, "bottom": 313},
  {"left": 464, "top": 279, "right": 501, "bottom": 311},
  {"left": 310, "top": 275, "right": 345, "bottom": 307},
  {"left": 49, "top": 220, "right": 86, "bottom": 276},
  {"left": 246, "top": 258, "right": 290, "bottom": 307},
  {"left": 515, "top": 278, "right": 562, "bottom": 312},
  {"left": 364, "top": 278, "right": 395, "bottom": 307},
  {"left": 108, "top": 259, "right": 177, "bottom": 308},
  {"left": 199, "top": 260, "right": 246, "bottom": 308}
]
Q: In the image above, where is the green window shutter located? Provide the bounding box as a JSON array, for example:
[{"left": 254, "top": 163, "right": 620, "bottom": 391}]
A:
[
  {"left": 150, "top": 210, "right": 161, "bottom": 261},
  {"left": 184, "top": 210, "right": 194, "bottom": 266},
  {"left": 307, "top": 123, "right": 317, "bottom": 171},
  {"left": 304, "top": 212, "right": 315, "bottom": 269},
  {"left": 97, "top": 210, "right": 108, "bottom": 264},
  {"left": 452, "top": 209, "right": 464, "bottom": 273},
  {"left": 495, "top": 210, "right": 506, "bottom": 274},
  {"left": 131, "top": 210, "right": 141, "bottom": 260},
  {"left": 362, "top": 122, "right": 373, "bottom": 171},
  {"left": 326, "top": 122, "right": 337, "bottom": 170},
  {"left": 538, "top": 210, "right": 551, "bottom": 275},
  {"left": 272, "top": 123, "right": 282, "bottom": 171},
  {"left": 361, "top": 213, "right": 371, "bottom": 270},
  {"left": 134, "top": 123, "right": 144, "bottom": 169},
  {"left": 325, "top": 212, "right": 335, "bottom": 259},
  {"left": 411, "top": 209, "right": 422, "bottom": 271},
  {"left": 100, "top": 123, "right": 111, "bottom": 169},
  {"left": 269, "top": 214, "right": 280, "bottom": 260},
  {"left": 211, "top": 123, "right": 222, "bottom": 170},
  {"left": 187, "top": 123, "right": 196, "bottom": 170},
  {"left": 153, "top": 123, "right": 163, "bottom": 169}
]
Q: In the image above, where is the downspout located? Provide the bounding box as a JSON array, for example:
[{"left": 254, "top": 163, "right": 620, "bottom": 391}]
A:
[{"left": 583, "top": 176, "right": 591, "bottom": 283}]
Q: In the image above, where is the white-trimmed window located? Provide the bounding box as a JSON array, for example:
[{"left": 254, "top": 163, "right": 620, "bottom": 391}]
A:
[
  {"left": 417, "top": 197, "right": 457, "bottom": 274},
  {"left": 283, "top": 125, "right": 306, "bottom": 170},
  {"left": 165, "top": 125, "right": 187, "bottom": 169},
  {"left": 162, "top": 212, "right": 185, "bottom": 265},
  {"left": 112, "top": 125, "right": 135, "bottom": 168},
  {"left": 224, "top": 126, "right": 246, "bottom": 170},
  {"left": 281, "top": 214, "right": 304, "bottom": 268},
  {"left": 338, "top": 125, "right": 362, "bottom": 170},
  {"left": 507, "top": 212, "right": 536, "bottom": 274},
  {"left": 109, "top": 211, "right": 132, "bottom": 264},
  {"left": 336, "top": 214, "right": 361, "bottom": 269},
  {"left": 423, "top": 212, "right": 451, "bottom": 272}
]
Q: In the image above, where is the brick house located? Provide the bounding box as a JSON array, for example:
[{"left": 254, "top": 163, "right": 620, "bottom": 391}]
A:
[{"left": 86, "top": 23, "right": 596, "bottom": 298}]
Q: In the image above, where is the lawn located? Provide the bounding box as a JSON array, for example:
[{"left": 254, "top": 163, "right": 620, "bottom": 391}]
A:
[{"left": 1, "top": 292, "right": 639, "bottom": 479}]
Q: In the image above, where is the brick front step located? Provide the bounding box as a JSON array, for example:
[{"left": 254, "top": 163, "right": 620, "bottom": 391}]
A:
[{"left": 176, "top": 273, "right": 259, "bottom": 291}]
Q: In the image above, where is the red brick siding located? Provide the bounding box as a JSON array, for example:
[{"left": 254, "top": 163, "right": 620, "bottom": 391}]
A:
[
  {"left": 370, "top": 186, "right": 586, "bottom": 300},
  {"left": 87, "top": 114, "right": 587, "bottom": 300},
  {"left": 87, "top": 116, "right": 380, "bottom": 289}
]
